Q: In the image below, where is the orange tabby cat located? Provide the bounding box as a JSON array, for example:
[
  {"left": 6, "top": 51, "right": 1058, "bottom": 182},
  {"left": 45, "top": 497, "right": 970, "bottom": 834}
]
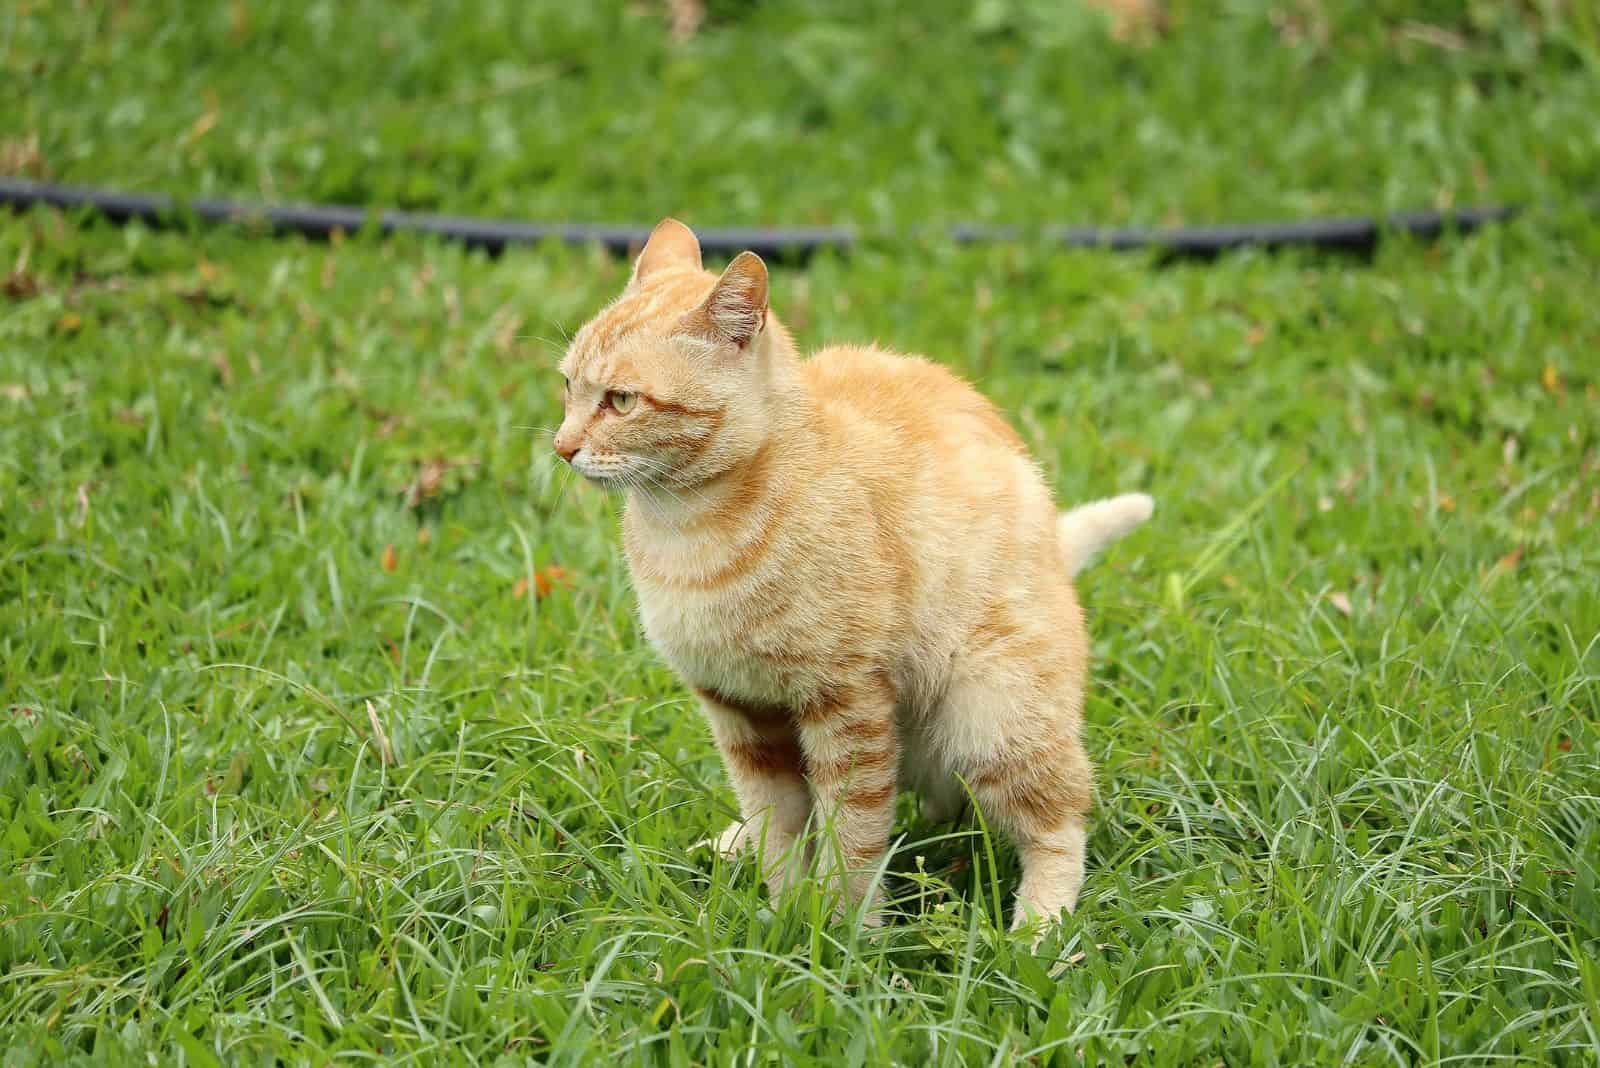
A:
[{"left": 553, "top": 219, "right": 1152, "bottom": 928}]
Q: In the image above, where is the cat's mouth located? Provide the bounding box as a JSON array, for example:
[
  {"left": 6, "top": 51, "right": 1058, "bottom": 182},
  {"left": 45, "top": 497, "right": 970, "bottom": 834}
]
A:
[{"left": 569, "top": 456, "right": 624, "bottom": 488}]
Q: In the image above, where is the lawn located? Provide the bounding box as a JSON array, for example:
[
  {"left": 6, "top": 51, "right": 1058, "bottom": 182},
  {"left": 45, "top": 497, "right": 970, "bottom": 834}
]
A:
[{"left": 3, "top": 2, "right": 1599, "bottom": 1064}]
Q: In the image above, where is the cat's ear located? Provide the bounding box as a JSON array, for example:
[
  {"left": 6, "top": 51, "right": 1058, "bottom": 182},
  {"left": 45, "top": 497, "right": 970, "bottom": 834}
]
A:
[
  {"left": 695, "top": 251, "right": 768, "bottom": 349},
  {"left": 631, "top": 218, "right": 702, "bottom": 285}
]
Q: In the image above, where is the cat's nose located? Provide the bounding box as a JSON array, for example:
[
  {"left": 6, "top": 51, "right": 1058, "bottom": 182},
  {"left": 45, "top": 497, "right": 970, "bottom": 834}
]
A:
[{"left": 554, "top": 439, "right": 579, "bottom": 463}]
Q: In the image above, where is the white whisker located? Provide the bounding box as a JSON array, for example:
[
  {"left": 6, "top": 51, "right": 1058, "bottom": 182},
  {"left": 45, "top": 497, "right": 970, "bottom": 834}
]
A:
[{"left": 627, "top": 455, "right": 715, "bottom": 511}]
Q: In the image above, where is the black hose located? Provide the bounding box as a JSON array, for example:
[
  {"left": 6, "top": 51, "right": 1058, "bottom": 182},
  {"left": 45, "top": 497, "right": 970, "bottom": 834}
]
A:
[{"left": 0, "top": 177, "right": 1518, "bottom": 261}]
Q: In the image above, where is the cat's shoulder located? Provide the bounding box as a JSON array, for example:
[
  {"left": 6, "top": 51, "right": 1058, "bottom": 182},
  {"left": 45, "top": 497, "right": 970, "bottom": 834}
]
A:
[
  {"left": 802, "top": 343, "right": 976, "bottom": 401},
  {"left": 800, "top": 344, "right": 1023, "bottom": 450}
]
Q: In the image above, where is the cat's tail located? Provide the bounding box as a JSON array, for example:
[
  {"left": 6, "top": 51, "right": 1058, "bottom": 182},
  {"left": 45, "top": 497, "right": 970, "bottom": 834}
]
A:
[{"left": 1057, "top": 493, "right": 1154, "bottom": 576}]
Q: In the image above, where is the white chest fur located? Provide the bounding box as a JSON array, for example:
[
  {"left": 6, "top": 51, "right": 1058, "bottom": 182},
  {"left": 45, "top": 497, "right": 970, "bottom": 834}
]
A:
[{"left": 633, "top": 578, "right": 801, "bottom": 704}]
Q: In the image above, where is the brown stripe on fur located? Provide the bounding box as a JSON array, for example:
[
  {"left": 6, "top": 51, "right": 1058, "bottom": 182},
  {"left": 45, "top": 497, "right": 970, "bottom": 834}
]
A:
[
  {"left": 670, "top": 504, "right": 785, "bottom": 590},
  {"left": 644, "top": 429, "right": 718, "bottom": 463},
  {"left": 862, "top": 477, "right": 915, "bottom": 616},
  {"left": 740, "top": 644, "right": 828, "bottom": 669},
  {"left": 841, "top": 780, "right": 897, "bottom": 808},
  {"left": 970, "top": 602, "right": 1061, "bottom": 665},
  {"left": 695, "top": 686, "right": 789, "bottom": 727},
  {"left": 793, "top": 688, "right": 848, "bottom": 725},
  {"left": 842, "top": 836, "right": 892, "bottom": 862},
  {"left": 970, "top": 746, "right": 1093, "bottom": 833},
  {"left": 841, "top": 715, "right": 895, "bottom": 743},
  {"left": 971, "top": 601, "right": 1024, "bottom": 647},
  {"left": 666, "top": 407, "right": 726, "bottom": 467},
  {"left": 795, "top": 670, "right": 896, "bottom": 726},
  {"left": 808, "top": 744, "right": 895, "bottom": 784},
  {"left": 644, "top": 394, "right": 723, "bottom": 420},
  {"left": 691, "top": 438, "right": 774, "bottom": 533},
  {"left": 990, "top": 776, "right": 1084, "bottom": 832},
  {"left": 724, "top": 736, "right": 805, "bottom": 778},
  {"left": 967, "top": 742, "right": 1050, "bottom": 789}
]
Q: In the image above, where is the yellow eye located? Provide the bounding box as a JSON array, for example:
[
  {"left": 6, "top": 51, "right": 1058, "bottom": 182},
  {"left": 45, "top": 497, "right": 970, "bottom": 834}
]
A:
[{"left": 606, "top": 390, "right": 637, "bottom": 414}]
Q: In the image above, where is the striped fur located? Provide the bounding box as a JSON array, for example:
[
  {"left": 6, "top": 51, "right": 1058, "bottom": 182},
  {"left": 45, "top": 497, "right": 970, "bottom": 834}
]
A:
[{"left": 553, "top": 219, "right": 1152, "bottom": 929}]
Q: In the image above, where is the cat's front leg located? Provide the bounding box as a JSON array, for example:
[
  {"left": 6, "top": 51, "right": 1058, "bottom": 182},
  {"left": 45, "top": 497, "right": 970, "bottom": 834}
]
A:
[
  {"left": 699, "top": 690, "right": 812, "bottom": 898},
  {"left": 797, "top": 677, "right": 899, "bottom": 924}
]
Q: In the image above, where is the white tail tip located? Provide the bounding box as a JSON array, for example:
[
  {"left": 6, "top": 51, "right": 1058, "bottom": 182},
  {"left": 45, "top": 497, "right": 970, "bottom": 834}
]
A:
[{"left": 1058, "top": 492, "right": 1154, "bottom": 576}]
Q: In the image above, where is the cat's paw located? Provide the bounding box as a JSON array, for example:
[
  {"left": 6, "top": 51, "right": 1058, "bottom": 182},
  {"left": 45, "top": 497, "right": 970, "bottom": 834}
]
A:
[
  {"left": 693, "top": 820, "right": 754, "bottom": 858},
  {"left": 1010, "top": 902, "right": 1075, "bottom": 951}
]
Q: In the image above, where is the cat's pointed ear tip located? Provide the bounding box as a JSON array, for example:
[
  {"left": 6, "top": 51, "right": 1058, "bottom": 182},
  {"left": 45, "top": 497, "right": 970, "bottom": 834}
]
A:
[{"left": 632, "top": 217, "right": 703, "bottom": 283}]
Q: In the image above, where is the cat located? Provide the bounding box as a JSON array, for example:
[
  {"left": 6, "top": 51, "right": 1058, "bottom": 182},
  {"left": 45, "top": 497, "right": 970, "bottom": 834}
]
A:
[{"left": 553, "top": 219, "right": 1152, "bottom": 929}]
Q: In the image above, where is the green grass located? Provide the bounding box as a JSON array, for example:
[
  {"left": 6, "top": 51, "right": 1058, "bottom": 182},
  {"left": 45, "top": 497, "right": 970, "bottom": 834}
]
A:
[
  {"left": 3, "top": 2, "right": 1599, "bottom": 1065},
  {"left": 6, "top": 0, "right": 1599, "bottom": 224}
]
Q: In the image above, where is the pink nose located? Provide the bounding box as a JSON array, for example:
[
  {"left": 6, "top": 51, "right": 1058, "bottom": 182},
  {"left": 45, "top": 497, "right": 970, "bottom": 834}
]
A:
[{"left": 554, "top": 439, "right": 579, "bottom": 463}]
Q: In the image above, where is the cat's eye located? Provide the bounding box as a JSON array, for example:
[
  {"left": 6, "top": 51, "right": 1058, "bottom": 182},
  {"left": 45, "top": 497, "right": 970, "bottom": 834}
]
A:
[{"left": 606, "top": 390, "right": 637, "bottom": 414}]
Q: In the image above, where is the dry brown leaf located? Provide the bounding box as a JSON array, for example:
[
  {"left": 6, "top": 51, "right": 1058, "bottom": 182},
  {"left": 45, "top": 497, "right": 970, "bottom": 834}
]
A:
[
  {"left": 416, "top": 526, "right": 432, "bottom": 547},
  {"left": 380, "top": 543, "right": 398, "bottom": 573},
  {"left": 512, "top": 576, "right": 530, "bottom": 600},
  {"left": 1556, "top": 736, "right": 1573, "bottom": 753},
  {"left": 3, "top": 270, "right": 38, "bottom": 299},
  {"left": 1327, "top": 591, "right": 1353, "bottom": 617},
  {"left": 56, "top": 311, "right": 83, "bottom": 334},
  {"left": 1437, "top": 494, "right": 1456, "bottom": 513}
]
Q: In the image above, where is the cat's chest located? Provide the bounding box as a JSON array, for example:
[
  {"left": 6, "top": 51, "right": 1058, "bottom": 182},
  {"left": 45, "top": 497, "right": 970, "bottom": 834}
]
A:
[{"left": 633, "top": 580, "right": 796, "bottom": 700}]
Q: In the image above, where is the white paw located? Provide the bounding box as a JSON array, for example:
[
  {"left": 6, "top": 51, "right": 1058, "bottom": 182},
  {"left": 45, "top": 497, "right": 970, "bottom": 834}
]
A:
[{"left": 693, "top": 819, "right": 753, "bottom": 858}]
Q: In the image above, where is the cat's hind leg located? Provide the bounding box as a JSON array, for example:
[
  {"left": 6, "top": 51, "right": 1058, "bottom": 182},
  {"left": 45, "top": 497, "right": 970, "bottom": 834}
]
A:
[
  {"left": 970, "top": 736, "right": 1094, "bottom": 928},
  {"left": 939, "top": 600, "right": 1095, "bottom": 929}
]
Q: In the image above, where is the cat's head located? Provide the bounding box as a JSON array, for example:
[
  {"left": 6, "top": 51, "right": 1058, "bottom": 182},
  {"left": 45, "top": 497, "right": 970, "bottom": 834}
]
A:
[{"left": 553, "top": 219, "right": 785, "bottom": 491}]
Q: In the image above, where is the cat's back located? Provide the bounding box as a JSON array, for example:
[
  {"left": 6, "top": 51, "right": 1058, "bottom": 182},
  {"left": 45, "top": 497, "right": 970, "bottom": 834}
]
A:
[{"left": 800, "top": 344, "right": 1026, "bottom": 456}]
